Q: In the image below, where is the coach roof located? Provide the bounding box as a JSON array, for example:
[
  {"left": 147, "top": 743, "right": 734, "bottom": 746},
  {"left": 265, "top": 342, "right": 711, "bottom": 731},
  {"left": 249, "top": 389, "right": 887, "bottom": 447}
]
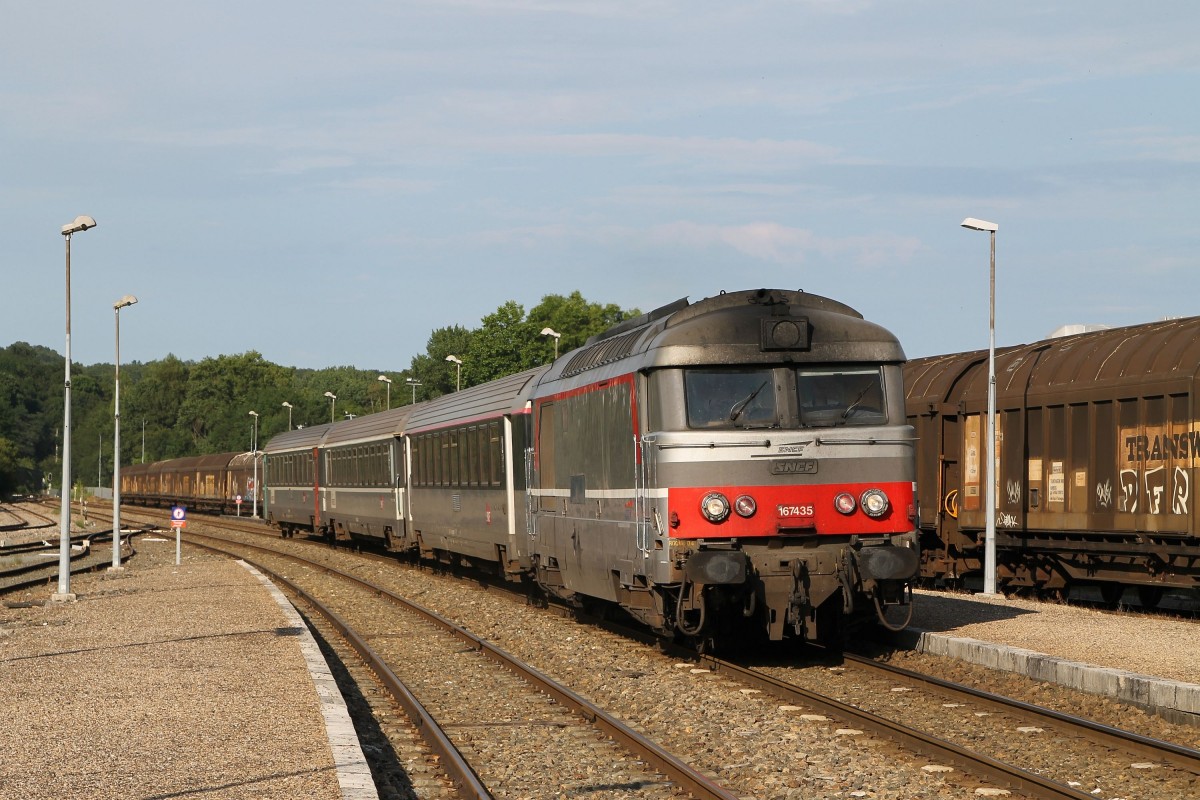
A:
[{"left": 405, "top": 366, "right": 548, "bottom": 434}]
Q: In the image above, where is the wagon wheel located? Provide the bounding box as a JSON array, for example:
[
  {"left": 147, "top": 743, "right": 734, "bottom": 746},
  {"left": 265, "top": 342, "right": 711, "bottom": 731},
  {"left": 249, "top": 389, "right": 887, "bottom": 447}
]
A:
[
  {"left": 1136, "top": 585, "right": 1164, "bottom": 609},
  {"left": 1099, "top": 583, "right": 1124, "bottom": 607}
]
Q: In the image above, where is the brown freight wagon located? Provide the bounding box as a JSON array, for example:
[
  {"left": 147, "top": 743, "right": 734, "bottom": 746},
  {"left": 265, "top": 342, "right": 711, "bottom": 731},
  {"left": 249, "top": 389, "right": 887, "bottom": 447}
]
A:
[
  {"left": 906, "top": 317, "right": 1200, "bottom": 605},
  {"left": 121, "top": 451, "right": 261, "bottom": 515}
]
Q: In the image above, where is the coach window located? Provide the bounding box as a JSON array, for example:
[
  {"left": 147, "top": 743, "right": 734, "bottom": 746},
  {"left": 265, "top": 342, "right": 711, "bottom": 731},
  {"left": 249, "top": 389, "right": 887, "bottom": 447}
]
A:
[
  {"left": 489, "top": 422, "right": 503, "bottom": 486},
  {"left": 470, "top": 426, "right": 482, "bottom": 486},
  {"left": 456, "top": 427, "right": 467, "bottom": 486}
]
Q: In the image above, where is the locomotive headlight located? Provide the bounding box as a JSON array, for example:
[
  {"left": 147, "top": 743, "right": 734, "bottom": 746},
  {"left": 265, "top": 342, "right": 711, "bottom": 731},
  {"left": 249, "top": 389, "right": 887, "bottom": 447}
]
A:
[
  {"left": 701, "top": 492, "right": 731, "bottom": 522},
  {"left": 734, "top": 494, "right": 757, "bottom": 518},
  {"left": 860, "top": 488, "right": 890, "bottom": 518},
  {"left": 834, "top": 492, "right": 857, "bottom": 515}
]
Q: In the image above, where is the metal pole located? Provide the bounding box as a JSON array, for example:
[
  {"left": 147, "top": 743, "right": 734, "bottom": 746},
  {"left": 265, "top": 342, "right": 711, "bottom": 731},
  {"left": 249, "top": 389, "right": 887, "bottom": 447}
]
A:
[
  {"left": 252, "top": 415, "right": 259, "bottom": 518},
  {"left": 984, "top": 229, "right": 998, "bottom": 595},
  {"left": 56, "top": 233, "right": 74, "bottom": 599},
  {"left": 111, "top": 305, "right": 124, "bottom": 571}
]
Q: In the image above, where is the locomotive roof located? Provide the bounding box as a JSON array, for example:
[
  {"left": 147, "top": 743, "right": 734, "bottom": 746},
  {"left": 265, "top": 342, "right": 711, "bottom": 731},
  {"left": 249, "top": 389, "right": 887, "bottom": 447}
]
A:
[
  {"left": 405, "top": 366, "right": 548, "bottom": 433},
  {"left": 543, "top": 288, "right": 904, "bottom": 388}
]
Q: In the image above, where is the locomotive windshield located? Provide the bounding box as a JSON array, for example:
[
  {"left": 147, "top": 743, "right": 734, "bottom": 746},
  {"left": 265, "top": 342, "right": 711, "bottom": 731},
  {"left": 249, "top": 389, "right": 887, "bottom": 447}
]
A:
[
  {"left": 685, "top": 368, "right": 777, "bottom": 428},
  {"left": 796, "top": 367, "right": 887, "bottom": 427},
  {"left": 686, "top": 367, "right": 892, "bottom": 429},
  {"left": 683, "top": 365, "right": 888, "bottom": 429}
]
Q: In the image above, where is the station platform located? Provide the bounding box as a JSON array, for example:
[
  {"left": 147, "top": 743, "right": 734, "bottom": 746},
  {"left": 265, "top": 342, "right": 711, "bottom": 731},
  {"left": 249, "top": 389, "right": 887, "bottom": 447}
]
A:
[
  {"left": 0, "top": 537, "right": 378, "bottom": 800},
  {"left": 901, "top": 588, "right": 1200, "bottom": 726}
]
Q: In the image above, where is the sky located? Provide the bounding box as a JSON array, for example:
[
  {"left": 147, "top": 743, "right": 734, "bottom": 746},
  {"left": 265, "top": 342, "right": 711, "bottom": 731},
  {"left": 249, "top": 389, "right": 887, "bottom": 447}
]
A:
[{"left": 3, "top": 1, "right": 1199, "bottom": 374}]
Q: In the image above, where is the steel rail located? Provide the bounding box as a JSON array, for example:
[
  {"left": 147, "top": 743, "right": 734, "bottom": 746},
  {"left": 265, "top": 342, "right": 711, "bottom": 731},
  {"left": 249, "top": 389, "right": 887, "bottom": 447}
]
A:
[
  {"left": 696, "top": 653, "right": 1097, "bottom": 800},
  {"left": 0, "top": 533, "right": 127, "bottom": 595},
  {"left": 842, "top": 652, "right": 1200, "bottom": 774},
  {"left": 185, "top": 530, "right": 741, "bottom": 800}
]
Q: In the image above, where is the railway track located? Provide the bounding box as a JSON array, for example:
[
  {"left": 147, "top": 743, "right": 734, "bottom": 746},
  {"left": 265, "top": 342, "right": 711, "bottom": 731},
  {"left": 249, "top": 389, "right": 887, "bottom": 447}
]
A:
[
  {"left": 708, "top": 653, "right": 1199, "bottom": 799},
  {"left": 0, "top": 532, "right": 128, "bottom": 594},
  {"left": 0, "top": 502, "right": 57, "bottom": 533},
  {"left": 105, "top": 508, "right": 1200, "bottom": 799},
  {"left": 181, "top": 527, "right": 737, "bottom": 800}
]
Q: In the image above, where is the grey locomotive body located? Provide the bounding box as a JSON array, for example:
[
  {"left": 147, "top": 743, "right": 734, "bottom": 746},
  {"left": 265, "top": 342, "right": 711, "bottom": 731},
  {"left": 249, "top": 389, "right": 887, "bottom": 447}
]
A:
[{"left": 527, "top": 289, "right": 920, "bottom": 644}]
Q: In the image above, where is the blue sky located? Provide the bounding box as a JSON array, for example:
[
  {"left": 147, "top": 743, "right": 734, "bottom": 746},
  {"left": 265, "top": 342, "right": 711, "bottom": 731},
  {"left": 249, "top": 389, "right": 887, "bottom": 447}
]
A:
[{"left": 4, "top": 2, "right": 1198, "bottom": 373}]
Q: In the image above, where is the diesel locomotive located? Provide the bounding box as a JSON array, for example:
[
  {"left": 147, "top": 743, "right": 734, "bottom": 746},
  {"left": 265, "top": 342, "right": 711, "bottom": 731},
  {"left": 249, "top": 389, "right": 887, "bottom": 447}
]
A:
[
  {"left": 126, "top": 288, "right": 922, "bottom": 647},
  {"left": 906, "top": 316, "right": 1200, "bottom": 605}
]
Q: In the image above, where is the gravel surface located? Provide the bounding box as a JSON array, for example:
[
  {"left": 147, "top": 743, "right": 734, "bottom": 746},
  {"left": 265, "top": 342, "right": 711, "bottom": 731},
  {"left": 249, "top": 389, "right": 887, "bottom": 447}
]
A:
[
  {"left": 909, "top": 589, "right": 1199, "bottom": 684},
  {"left": 0, "top": 538, "right": 343, "bottom": 800}
]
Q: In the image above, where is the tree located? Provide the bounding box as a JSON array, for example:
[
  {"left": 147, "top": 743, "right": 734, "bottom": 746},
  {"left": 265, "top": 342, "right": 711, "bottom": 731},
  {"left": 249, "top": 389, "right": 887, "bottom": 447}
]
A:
[
  {"left": 466, "top": 301, "right": 541, "bottom": 382},
  {"left": 527, "top": 291, "right": 640, "bottom": 360},
  {"left": 409, "top": 325, "right": 474, "bottom": 395},
  {"left": 0, "top": 436, "right": 27, "bottom": 496},
  {"left": 125, "top": 355, "right": 192, "bottom": 461}
]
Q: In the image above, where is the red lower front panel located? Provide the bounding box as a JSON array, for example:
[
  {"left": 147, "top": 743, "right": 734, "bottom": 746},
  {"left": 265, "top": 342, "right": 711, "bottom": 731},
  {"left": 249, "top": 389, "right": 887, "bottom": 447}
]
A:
[{"left": 669, "top": 482, "right": 915, "bottom": 539}]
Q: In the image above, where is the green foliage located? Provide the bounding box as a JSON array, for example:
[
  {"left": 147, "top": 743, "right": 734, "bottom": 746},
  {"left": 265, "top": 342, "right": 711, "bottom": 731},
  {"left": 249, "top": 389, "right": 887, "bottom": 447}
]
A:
[{"left": 0, "top": 292, "right": 638, "bottom": 493}]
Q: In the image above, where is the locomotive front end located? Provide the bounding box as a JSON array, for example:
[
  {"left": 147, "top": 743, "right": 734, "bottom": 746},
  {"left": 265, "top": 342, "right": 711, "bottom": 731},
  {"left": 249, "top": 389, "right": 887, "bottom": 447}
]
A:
[{"left": 644, "top": 289, "right": 919, "bottom": 645}]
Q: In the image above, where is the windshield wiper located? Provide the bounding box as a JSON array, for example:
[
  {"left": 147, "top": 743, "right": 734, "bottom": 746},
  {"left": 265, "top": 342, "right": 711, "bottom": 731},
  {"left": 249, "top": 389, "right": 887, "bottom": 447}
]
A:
[
  {"left": 839, "top": 384, "right": 876, "bottom": 421},
  {"left": 729, "top": 380, "right": 770, "bottom": 423}
]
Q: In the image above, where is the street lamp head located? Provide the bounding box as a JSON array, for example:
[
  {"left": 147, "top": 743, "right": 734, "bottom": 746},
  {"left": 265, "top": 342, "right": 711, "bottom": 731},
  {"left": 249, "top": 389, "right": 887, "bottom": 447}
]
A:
[
  {"left": 540, "top": 327, "right": 561, "bottom": 339},
  {"left": 445, "top": 355, "right": 462, "bottom": 365},
  {"left": 406, "top": 377, "right": 422, "bottom": 385},
  {"left": 377, "top": 374, "right": 391, "bottom": 383},
  {"left": 249, "top": 410, "right": 259, "bottom": 418},
  {"left": 281, "top": 401, "right": 293, "bottom": 409},
  {"left": 61, "top": 215, "right": 97, "bottom": 236},
  {"left": 961, "top": 217, "right": 998, "bottom": 233},
  {"left": 324, "top": 391, "right": 337, "bottom": 399},
  {"left": 113, "top": 295, "right": 138, "bottom": 310}
]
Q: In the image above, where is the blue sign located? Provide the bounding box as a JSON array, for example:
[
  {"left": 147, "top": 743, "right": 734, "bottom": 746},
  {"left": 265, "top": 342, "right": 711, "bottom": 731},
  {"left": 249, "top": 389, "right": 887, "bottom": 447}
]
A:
[{"left": 170, "top": 505, "right": 187, "bottom": 522}]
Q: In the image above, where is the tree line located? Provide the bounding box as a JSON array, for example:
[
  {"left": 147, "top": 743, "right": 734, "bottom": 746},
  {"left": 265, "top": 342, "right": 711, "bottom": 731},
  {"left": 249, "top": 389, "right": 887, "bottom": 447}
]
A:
[{"left": 0, "top": 291, "right": 638, "bottom": 497}]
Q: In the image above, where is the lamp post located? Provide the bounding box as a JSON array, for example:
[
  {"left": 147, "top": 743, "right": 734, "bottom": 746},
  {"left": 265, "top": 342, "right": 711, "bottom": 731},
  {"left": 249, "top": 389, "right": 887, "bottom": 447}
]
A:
[
  {"left": 282, "top": 401, "right": 293, "bottom": 430},
  {"left": 324, "top": 391, "right": 337, "bottom": 422},
  {"left": 248, "top": 411, "right": 260, "bottom": 518},
  {"left": 406, "top": 377, "right": 422, "bottom": 404},
  {"left": 445, "top": 355, "right": 462, "bottom": 392},
  {"left": 540, "top": 327, "right": 561, "bottom": 360},
  {"left": 378, "top": 374, "right": 392, "bottom": 410},
  {"left": 961, "top": 216, "right": 999, "bottom": 596},
  {"left": 55, "top": 215, "right": 96, "bottom": 602},
  {"left": 110, "top": 294, "right": 137, "bottom": 571}
]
